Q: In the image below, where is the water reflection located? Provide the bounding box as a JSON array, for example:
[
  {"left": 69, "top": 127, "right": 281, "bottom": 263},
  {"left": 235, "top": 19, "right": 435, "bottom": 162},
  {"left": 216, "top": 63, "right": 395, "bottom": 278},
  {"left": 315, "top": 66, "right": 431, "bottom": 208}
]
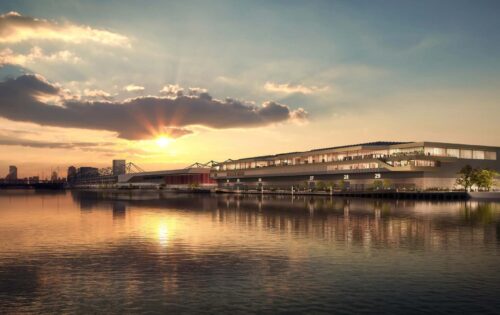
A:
[{"left": 0, "top": 191, "right": 499, "bottom": 313}]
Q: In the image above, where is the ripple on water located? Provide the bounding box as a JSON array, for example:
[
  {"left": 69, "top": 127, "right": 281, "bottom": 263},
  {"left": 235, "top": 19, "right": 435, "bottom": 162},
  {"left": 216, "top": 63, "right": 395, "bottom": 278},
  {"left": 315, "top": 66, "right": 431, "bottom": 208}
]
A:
[{"left": 0, "top": 192, "right": 499, "bottom": 313}]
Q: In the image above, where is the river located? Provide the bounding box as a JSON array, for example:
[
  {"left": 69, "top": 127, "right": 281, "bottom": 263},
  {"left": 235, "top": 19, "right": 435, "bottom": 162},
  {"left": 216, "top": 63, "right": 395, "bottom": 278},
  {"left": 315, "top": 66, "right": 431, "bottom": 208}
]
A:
[{"left": 0, "top": 190, "right": 499, "bottom": 314}]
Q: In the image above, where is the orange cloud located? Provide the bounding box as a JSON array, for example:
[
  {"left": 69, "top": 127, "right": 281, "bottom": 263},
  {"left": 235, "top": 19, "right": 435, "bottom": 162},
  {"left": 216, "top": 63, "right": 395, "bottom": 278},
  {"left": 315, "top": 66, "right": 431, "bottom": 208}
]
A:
[
  {"left": 0, "top": 11, "right": 130, "bottom": 47},
  {"left": 264, "top": 82, "right": 329, "bottom": 95},
  {"left": 0, "top": 46, "right": 80, "bottom": 66}
]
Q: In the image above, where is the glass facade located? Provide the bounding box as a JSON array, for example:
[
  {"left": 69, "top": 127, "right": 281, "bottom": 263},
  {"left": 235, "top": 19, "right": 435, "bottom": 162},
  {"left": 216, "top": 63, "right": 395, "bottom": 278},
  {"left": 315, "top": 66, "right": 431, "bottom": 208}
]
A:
[
  {"left": 460, "top": 149, "right": 472, "bottom": 159},
  {"left": 424, "top": 147, "right": 446, "bottom": 156},
  {"left": 216, "top": 144, "right": 497, "bottom": 171},
  {"left": 485, "top": 151, "right": 497, "bottom": 160},
  {"left": 473, "top": 150, "right": 485, "bottom": 159},
  {"left": 446, "top": 148, "right": 460, "bottom": 158}
]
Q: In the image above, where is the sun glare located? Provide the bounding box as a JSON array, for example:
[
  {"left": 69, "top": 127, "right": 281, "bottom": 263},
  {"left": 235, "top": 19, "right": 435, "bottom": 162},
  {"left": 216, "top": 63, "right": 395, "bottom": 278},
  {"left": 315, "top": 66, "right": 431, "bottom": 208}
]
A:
[{"left": 156, "top": 136, "right": 171, "bottom": 148}]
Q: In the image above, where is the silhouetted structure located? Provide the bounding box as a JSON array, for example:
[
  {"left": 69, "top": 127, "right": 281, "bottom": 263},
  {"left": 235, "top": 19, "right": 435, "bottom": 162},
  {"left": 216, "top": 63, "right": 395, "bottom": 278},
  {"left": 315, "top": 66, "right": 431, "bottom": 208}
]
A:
[
  {"left": 5, "top": 165, "right": 17, "bottom": 182},
  {"left": 112, "top": 160, "right": 126, "bottom": 176},
  {"left": 67, "top": 166, "right": 77, "bottom": 184}
]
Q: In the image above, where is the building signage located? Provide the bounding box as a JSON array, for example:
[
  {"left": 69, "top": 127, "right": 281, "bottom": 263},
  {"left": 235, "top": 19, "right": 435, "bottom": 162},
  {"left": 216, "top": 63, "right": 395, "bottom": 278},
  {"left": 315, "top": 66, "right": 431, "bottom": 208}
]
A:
[
  {"left": 374, "top": 173, "right": 381, "bottom": 179},
  {"left": 344, "top": 174, "right": 349, "bottom": 180}
]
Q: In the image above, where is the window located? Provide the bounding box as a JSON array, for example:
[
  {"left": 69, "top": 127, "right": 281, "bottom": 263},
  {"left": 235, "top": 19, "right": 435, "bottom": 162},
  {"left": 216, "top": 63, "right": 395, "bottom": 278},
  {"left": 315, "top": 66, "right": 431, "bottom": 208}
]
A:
[
  {"left": 485, "top": 151, "right": 497, "bottom": 160},
  {"left": 424, "top": 147, "right": 446, "bottom": 156},
  {"left": 446, "top": 148, "right": 459, "bottom": 158},
  {"left": 473, "top": 150, "right": 485, "bottom": 159},
  {"left": 460, "top": 149, "right": 472, "bottom": 159},
  {"left": 414, "top": 160, "right": 437, "bottom": 167}
]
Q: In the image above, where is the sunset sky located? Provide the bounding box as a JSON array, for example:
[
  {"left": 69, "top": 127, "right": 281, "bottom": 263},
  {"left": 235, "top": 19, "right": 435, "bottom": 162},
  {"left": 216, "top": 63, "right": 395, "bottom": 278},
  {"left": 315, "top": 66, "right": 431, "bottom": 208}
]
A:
[{"left": 0, "top": 0, "right": 499, "bottom": 178}]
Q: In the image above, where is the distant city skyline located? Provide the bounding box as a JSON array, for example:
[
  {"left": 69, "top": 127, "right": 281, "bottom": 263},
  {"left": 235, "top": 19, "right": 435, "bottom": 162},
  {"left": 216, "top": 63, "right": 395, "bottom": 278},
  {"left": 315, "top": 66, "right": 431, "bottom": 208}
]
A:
[{"left": 1, "top": 0, "right": 499, "bottom": 177}]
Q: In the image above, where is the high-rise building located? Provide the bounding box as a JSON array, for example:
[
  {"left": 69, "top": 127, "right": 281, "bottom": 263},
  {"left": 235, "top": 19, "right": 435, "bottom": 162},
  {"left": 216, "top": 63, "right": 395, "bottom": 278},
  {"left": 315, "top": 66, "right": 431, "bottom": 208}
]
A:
[
  {"left": 5, "top": 165, "right": 17, "bottom": 182},
  {"left": 67, "top": 166, "right": 77, "bottom": 183},
  {"left": 113, "top": 160, "right": 126, "bottom": 175}
]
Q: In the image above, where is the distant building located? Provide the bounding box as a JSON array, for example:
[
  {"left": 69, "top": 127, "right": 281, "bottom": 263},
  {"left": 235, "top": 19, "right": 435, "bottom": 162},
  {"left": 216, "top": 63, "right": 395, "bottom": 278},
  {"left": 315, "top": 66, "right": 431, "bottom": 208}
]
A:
[
  {"left": 5, "top": 165, "right": 17, "bottom": 182},
  {"left": 67, "top": 166, "right": 77, "bottom": 183},
  {"left": 117, "top": 167, "right": 214, "bottom": 188},
  {"left": 50, "top": 171, "right": 58, "bottom": 182},
  {"left": 28, "top": 176, "right": 40, "bottom": 184},
  {"left": 112, "top": 160, "right": 126, "bottom": 176},
  {"left": 78, "top": 167, "right": 99, "bottom": 178}
]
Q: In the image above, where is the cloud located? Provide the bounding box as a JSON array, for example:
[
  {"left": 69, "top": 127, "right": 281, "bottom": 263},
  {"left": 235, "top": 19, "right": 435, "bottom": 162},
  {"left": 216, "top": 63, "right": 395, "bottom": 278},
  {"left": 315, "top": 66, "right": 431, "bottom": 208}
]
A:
[
  {"left": 0, "top": 134, "right": 112, "bottom": 150},
  {"left": 0, "top": 46, "right": 80, "bottom": 66},
  {"left": 264, "top": 82, "right": 329, "bottom": 95},
  {"left": 83, "top": 89, "right": 113, "bottom": 100},
  {"left": 159, "top": 84, "right": 213, "bottom": 99},
  {"left": 0, "top": 11, "right": 130, "bottom": 47},
  {"left": 159, "top": 84, "right": 184, "bottom": 98},
  {"left": 123, "top": 84, "right": 145, "bottom": 92},
  {"left": 0, "top": 74, "right": 308, "bottom": 140}
]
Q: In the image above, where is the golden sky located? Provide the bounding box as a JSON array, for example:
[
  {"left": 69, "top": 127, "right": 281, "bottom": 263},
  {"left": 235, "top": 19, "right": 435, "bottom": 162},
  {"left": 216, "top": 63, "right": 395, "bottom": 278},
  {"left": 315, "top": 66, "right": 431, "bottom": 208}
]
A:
[{"left": 0, "top": 3, "right": 499, "bottom": 178}]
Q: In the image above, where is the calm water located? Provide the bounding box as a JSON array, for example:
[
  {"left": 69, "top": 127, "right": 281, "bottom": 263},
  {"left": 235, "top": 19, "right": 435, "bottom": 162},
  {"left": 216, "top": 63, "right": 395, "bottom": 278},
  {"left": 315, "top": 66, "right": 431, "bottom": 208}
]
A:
[{"left": 0, "top": 191, "right": 499, "bottom": 314}]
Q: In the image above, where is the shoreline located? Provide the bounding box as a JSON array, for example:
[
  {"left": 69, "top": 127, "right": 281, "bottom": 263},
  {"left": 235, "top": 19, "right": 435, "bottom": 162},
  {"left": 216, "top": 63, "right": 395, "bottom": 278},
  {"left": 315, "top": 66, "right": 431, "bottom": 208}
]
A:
[{"left": 1, "top": 187, "right": 499, "bottom": 200}]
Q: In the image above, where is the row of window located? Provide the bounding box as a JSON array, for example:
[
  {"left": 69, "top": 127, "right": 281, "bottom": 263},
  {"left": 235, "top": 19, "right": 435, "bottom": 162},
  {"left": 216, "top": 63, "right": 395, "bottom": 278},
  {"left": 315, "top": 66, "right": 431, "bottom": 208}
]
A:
[
  {"left": 215, "top": 147, "right": 496, "bottom": 171},
  {"left": 386, "top": 160, "right": 438, "bottom": 167},
  {"left": 326, "top": 163, "right": 380, "bottom": 171},
  {"left": 424, "top": 147, "right": 496, "bottom": 159}
]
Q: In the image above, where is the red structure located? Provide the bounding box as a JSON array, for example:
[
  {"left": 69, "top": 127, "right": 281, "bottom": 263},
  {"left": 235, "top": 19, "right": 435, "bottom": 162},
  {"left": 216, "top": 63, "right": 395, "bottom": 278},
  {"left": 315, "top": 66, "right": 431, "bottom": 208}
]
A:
[{"left": 164, "top": 173, "right": 215, "bottom": 185}]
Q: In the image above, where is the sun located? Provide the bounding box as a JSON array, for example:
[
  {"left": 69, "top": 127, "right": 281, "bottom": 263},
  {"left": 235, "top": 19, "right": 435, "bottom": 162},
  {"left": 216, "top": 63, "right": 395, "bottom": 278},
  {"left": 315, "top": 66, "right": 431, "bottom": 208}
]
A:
[{"left": 155, "top": 136, "right": 171, "bottom": 148}]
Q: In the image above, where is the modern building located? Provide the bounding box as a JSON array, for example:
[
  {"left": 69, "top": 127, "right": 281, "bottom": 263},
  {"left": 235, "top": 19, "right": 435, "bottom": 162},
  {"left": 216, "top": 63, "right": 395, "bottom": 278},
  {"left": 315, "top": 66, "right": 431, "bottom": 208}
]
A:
[
  {"left": 210, "top": 141, "right": 500, "bottom": 191},
  {"left": 112, "top": 160, "right": 126, "bottom": 176}
]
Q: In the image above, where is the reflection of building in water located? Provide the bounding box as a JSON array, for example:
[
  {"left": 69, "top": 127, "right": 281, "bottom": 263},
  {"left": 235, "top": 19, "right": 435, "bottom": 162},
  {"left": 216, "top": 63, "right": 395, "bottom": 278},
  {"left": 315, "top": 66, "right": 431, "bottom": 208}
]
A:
[
  {"left": 214, "top": 195, "right": 500, "bottom": 250},
  {"left": 112, "top": 202, "right": 127, "bottom": 219}
]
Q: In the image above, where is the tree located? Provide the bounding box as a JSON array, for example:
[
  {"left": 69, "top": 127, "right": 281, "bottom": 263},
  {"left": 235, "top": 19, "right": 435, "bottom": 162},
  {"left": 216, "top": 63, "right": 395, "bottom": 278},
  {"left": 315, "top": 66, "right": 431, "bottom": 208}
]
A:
[
  {"left": 456, "top": 165, "right": 476, "bottom": 191},
  {"left": 303, "top": 180, "right": 310, "bottom": 191},
  {"left": 373, "top": 180, "right": 383, "bottom": 190},
  {"left": 338, "top": 179, "right": 346, "bottom": 191},
  {"left": 383, "top": 179, "right": 392, "bottom": 190},
  {"left": 327, "top": 181, "right": 335, "bottom": 190},
  {"left": 316, "top": 181, "right": 326, "bottom": 191},
  {"left": 475, "top": 169, "right": 498, "bottom": 191}
]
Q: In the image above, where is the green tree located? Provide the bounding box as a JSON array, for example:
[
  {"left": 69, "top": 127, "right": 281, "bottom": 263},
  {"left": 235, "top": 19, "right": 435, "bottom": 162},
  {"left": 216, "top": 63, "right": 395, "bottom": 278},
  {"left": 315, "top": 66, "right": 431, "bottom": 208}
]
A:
[
  {"left": 327, "top": 181, "right": 335, "bottom": 190},
  {"left": 338, "top": 179, "right": 346, "bottom": 191},
  {"left": 383, "top": 179, "right": 392, "bottom": 190},
  {"left": 475, "top": 169, "right": 498, "bottom": 191},
  {"left": 316, "top": 181, "right": 326, "bottom": 191},
  {"left": 456, "top": 165, "right": 477, "bottom": 191},
  {"left": 373, "top": 180, "right": 383, "bottom": 190}
]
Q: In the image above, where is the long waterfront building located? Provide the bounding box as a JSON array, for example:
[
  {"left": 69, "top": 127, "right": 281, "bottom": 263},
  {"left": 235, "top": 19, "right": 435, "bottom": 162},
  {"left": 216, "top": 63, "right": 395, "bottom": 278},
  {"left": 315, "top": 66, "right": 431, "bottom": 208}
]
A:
[{"left": 210, "top": 141, "right": 500, "bottom": 190}]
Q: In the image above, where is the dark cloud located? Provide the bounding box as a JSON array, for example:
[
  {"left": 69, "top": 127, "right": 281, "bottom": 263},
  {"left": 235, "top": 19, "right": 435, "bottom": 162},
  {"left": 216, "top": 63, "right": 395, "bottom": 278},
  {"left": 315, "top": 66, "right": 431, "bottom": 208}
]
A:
[
  {"left": 0, "top": 135, "right": 113, "bottom": 150},
  {"left": 0, "top": 74, "right": 308, "bottom": 140}
]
